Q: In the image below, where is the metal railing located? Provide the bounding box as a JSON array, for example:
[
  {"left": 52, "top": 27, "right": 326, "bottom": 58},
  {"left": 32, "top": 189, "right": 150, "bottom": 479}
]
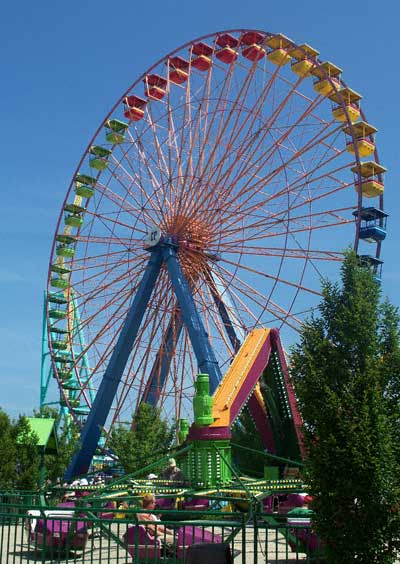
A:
[{"left": 0, "top": 497, "right": 323, "bottom": 563}]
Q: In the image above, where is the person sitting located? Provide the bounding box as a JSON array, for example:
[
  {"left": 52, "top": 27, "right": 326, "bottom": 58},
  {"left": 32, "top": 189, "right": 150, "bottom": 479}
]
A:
[
  {"left": 161, "top": 458, "right": 185, "bottom": 482},
  {"left": 137, "top": 494, "right": 175, "bottom": 547}
]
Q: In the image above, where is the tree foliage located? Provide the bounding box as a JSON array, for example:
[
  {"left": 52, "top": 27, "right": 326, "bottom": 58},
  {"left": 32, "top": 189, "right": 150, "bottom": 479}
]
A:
[
  {"left": 13, "top": 416, "right": 41, "bottom": 490},
  {"left": 0, "top": 410, "right": 17, "bottom": 489},
  {"left": 108, "top": 403, "right": 175, "bottom": 475},
  {"left": 0, "top": 406, "right": 80, "bottom": 490},
  {"left": 291, "top": 252, "right": 400, "bottom": 563},
  {"left": 232, "top": 410, "right": 266, "bottom": 476},
  {"left": 0, "top": 411, "right": 41, "bottom": 490}
]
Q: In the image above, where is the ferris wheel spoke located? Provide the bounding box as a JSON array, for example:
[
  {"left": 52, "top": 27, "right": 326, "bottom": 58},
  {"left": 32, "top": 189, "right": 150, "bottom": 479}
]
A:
[
  {"left": 70, "top": 261, "right": 134, "bottom": 296},
  {"left": 69, "top": 252, "right": 147, "bottom": 296},
  {"left": 230, "top": 109, "right": 339, "bottom": 204},
  {"left": 70, "top": 247, "right": 131, "bottom": 266},
  {"left": 136, "top": 284, "right": 181, "bottom": 412},
  {"left": 205, "top": 269, "right": 247, "bottom": 341},
  {"left": 201, "top": 127, "right": 334, "bottom": 229},
  {"left": 76, "top": 235, "right": 141, "bottom": 247},
  {"left": 141, "top": 304, "right": 182, "bottom": 406},
  {"left": 203, "top": 91, "right": 329, "bottom": 213},
  {"left": 198, "top": 63, "right": 260, "bottom": 186},
  {"left": 244, "top": 125, "right": 346, "bottom": 200},
  {"left": 69, "top": 254, "right": 133, "bottom": 274},
  {"left": 93, "top": 181, "right": 146, "bottom": 217},
  {"left": 219, "top": 245, "right": 343, "bottom": 261},
  {"left": 212, "top": 263, "right": 304, "bottom": 331},
  {"left": 212, "top": 122, "right": 344, "bottom": 227},
  {"left": 73, "top": 287, "right": 133, "bottom": 356},
  {"left": 174, "top": 74, "right": 219, "bottom": 219},
  {"left": 245, "top": 179, "right": 352, "bottom": 231},
  {"left": 167, "top": 89, "right": 190, "bottom": 188},
  {"left": 226, "top": 218, "right": 353, "bottom": 246},
  {"left": 199, "top": 68, "right": 304, "bottom": 209},
  {"left": 74, "top": 303, "right": 132, "bottom": 387},
  {"left": 77, "top": 208, "right": 141, "bottom": 260},
  {"left": 123, "top": 126, "right": 167, "bottom": 190},
  {"left": 157, "top": 329, "right": 196, "bottom": 418},
  {"left": 183, "top": 66, "right": 260, "bottom": 216},
  {"left": 143, "top": 106, "right": 172, "bottom": 184},
  {"left": 210, "top": 267, "right": 269, "bottom": 329},
  {"left": 121, "top": 130, "right": 171, "bottom": 218},
  {"left": 230, "top": 262, "right": 306, "bottom": 328},
  {"left": 73, "top": 245, "right": 143, "bottom": 269},
  {"left": 218, "top": 154, "right": 351, "bottom": 234},
  {"left": 219, "top": 255, "right": 321, "bottom": 296},
  {"left": 178, "top": 70, "right": 213, "bottom": 199},
  {"left": 182, "top": 62, "right": 236, "bottom": 200},
  {"left": 71, "top": 269, "right": 146, "bottom": 340},
  {"left": 84, "top": 208, "right": 145, "bottom": 233},
  {"left": 100, "top": 162, "right": 162, "bottom": 226},
  {"left": 219, "top": 204, "right": 354, "bottom": 245}
]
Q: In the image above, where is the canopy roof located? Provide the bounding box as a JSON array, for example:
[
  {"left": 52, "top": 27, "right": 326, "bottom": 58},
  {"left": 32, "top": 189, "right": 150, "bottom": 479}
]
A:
[{"left": 24, "top": 418, "right": 58, "bottom": 453}]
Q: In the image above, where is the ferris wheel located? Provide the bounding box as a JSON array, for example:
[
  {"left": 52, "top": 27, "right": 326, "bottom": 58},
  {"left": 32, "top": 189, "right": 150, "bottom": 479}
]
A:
[{"left": 46, "top": 30, "right": 387, "bottom": 476}]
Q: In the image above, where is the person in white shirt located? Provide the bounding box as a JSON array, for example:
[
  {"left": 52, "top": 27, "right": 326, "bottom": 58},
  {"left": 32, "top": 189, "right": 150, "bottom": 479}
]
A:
[{"left": 137, "top": 494, "right": 174, "bottom": 546}]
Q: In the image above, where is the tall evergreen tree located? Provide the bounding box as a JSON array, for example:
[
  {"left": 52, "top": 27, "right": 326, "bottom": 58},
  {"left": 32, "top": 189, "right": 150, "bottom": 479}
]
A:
[
  {"left": 108, "top": 403, "right": 175, "bottom": 475},
  {"left": 0, "top": 409, "right": 16, "bottom": 489},
  {"left": 291, "top": 252, "right": 400, "bottom": 563},
  {"left": 13, "top": 416, "right": 40, "bottom": 490}
]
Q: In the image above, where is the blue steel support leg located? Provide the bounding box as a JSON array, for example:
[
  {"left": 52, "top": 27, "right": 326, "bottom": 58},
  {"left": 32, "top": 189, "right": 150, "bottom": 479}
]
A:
[
  {"left": 142, "top": 273, "right": 241, "bottom": 406},
  {"left": 64, "top": 249, "right": 163, "bottom": 480},
  {"left": 141, "top": 307, "right": 183, "bottom": 405},
  {"left": 162, "top": 245, "right": 222, "bottom": 393},
  {"left": 210, "top": 288, "right": 241, "bottom": 353}
]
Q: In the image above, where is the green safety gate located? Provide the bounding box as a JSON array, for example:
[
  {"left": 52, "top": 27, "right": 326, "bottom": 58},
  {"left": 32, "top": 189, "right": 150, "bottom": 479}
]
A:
[{"left": 0, "top": 494, "right": 323, "bottom": 563}]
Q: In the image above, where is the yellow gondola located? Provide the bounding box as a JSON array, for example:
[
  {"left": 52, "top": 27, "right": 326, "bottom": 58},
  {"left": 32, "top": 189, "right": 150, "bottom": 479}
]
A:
[
  {"left": 312, "top": 61, "right": 342, "bottom": 97},
  {"left": 329, "top": 87, "right": 362, "bottom": 123},
  {"left": 290, "top": 44, "right": 319, "bottom": 77},
  {"left": 266, "top": 34, "right": 292, "bottom": 66},
  {"left": 344, "top": 121, "right": 377, "bottom": 157},
  {"left": 351, "top": 161, "right": 386, "bottom": 198}
]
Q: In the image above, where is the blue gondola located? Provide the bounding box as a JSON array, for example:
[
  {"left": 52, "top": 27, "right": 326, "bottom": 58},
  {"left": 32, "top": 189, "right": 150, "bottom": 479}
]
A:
[
  {"left": 353, "top": 207, "right": 388, "bottom": 243},
  {"left": 357, "top": 254, "right": 384, "bottom": 283}
]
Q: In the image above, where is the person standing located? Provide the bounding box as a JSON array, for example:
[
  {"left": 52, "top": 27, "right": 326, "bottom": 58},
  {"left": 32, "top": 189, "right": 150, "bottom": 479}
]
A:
[{"left": 161, "top": 458, "right": 185, "bottom": 482}]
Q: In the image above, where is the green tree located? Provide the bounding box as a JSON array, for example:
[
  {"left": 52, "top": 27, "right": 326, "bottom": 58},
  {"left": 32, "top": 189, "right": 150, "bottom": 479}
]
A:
[
  {"left": 13, "top": 416, "right": 40, "bottom": 490},
  {"left": 291, "top": 252, "right": 400, "bottom": 563},
  {"left": 0, "top": 409, "right": 16, "bottom": 489},
  {"left": 232, "top": 411, "right": 266, "bottom": 476},
  {"left": 108, "top": 403, "right": 175, "bottom": 475}
]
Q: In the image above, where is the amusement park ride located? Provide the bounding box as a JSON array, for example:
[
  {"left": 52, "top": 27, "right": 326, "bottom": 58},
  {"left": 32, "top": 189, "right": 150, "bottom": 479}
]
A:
[{"left": 41, "top": 28, "right": 386, "bottom": 490}]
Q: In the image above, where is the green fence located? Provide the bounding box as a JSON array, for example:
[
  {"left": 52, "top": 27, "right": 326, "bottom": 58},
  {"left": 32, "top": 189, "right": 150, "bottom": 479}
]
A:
[{"left": 0, "top": 498, "right": 323, "bottom": 563}]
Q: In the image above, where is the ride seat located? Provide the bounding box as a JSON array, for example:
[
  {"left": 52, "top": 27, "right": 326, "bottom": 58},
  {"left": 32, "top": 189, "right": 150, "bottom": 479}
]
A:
[{"left": 123, "top": 525, "right": 162, "bottom": 559}]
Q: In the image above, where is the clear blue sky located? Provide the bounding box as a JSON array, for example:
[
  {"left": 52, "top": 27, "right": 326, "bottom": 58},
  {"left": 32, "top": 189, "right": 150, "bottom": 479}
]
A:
[{"left": 1, "top": 0, "right": 399, "bottom": 417}]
